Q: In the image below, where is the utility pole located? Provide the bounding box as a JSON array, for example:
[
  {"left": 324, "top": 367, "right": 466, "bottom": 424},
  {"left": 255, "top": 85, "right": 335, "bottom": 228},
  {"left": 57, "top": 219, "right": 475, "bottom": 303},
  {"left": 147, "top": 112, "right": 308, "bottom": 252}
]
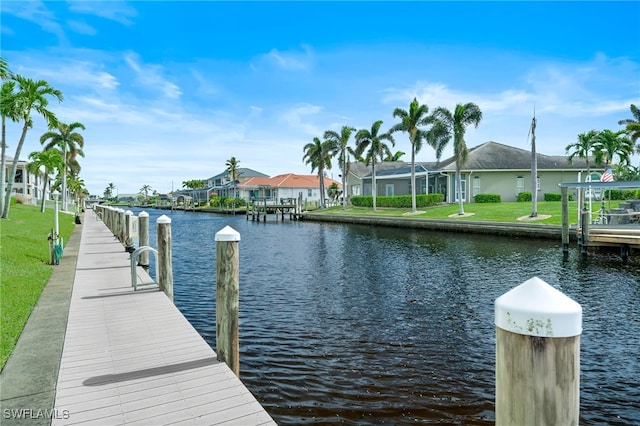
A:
[{"left": 530, "top": 109, "right": 538, "bottom": 218}]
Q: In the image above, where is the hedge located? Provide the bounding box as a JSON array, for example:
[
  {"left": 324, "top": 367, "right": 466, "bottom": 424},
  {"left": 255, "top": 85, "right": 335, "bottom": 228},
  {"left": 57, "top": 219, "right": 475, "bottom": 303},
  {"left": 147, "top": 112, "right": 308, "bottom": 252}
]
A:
[
  {"left": 474, "top": 193, "right": 501, "bottom": 203},
  {"left": 517, "top": 192, "right": 531, "bottom": 202},
  {"left": 350, "top": 193, "right": 444, "bottom": 208}
]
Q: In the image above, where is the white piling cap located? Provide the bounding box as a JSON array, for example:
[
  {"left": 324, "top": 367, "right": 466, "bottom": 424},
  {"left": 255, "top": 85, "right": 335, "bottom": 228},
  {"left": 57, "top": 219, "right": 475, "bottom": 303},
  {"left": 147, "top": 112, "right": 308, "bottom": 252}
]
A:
[
  {"left": 125, "top": 210, "right": 133, "bottom": 215},
  {"left": 139, "top": 211, "right": 149, "bottom": 217},
  {"left": 215, "top": 225, "right": 241, "bottom": 242},
  {"left": 495, "top": 276, "right": 582, "bottom": 337},
  {"left": 157, "top": 214, "right": 171, "bottom": 224}
]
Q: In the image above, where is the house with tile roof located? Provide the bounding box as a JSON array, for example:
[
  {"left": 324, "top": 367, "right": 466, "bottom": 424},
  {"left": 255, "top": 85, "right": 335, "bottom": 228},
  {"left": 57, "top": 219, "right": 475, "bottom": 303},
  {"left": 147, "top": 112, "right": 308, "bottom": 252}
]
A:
[
  {"left": 238, "top": 174, "right": 341, "bottom": 204},
  {"left": 346, "top": 141, "right": 592, "bottom": 203}
]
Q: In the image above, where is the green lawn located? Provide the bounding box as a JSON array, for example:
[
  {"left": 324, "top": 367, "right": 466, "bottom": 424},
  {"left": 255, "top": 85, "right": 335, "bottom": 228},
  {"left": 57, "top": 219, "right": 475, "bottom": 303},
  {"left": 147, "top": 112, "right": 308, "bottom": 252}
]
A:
[
  {"left": 0, "top": 203, "right": 75, "bottom": 369},
  {"left": 314, "top": 200, "right": 622, "bottom": 226}
]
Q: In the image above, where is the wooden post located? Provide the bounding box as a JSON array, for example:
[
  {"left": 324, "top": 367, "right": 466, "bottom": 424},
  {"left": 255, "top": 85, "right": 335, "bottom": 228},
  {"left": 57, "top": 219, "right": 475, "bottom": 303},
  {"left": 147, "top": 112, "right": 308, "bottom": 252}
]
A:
[
  {"left": 124, "top": 210, "right": 135, "bottom": 253},
  {"left": 215, "top": 225, "right": 241, "bottom": 376},
  {"left": 495, "top": 277, "right": 582, "bottom": 426},
  {"left": 580, "top": 208, "right": 590, "bottom": 255},
  {"left": 138, "top": 211, "right": 149, "bottom": 268},
  {"left": 561, "top": 186, "right": 569, "bottom": 254},
  {"left": 157, "top": 215, "right": 173, "bottom": 302}
]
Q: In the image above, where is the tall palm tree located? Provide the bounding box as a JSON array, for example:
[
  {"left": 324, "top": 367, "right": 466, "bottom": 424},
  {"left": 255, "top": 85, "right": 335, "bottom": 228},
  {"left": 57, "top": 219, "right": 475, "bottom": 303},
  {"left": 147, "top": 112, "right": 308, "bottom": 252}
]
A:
[
  {"left": 303, "top": 137, "right": 337, "bottom": 209},
  {"left": 433, "top": 103, "right": 483, "bottom": 215},
  {"left": 354, "top": 120, "right": 395, "bottom": 212},
  {"left": 566, "top": 130, "right": 598, "bottom": 179},
  {"left": 104, "top": 182, "right": 116, "bottom": 201},
  {"left": 140, "top": 184, "right": 152, "bottom": 202},
  {"left": 593, "top": 129, "right": 633, "bottom": 170},
  {"left": 0, "top": 80, "right": 19, "bottom": 216},
  {"left": 2, "top": 75, "right": 63, "bottom": 219},
  {"left": 40, "top": 121, "right": 85, "bottom": 212},
  {"left": 618, "top": 104, "right": 640, "bottom": 144},
  {"left": 27, "top": 149, "right": 63, "bottom": 212},
  {"left": 390, "top": 98, "right": 448, "bottom": 213},
  {"left": 324, "top": 126, "right": 355, "bottom": 210},
  {"left": 225, "top": 156, "right": 241, "bottom": 182}
]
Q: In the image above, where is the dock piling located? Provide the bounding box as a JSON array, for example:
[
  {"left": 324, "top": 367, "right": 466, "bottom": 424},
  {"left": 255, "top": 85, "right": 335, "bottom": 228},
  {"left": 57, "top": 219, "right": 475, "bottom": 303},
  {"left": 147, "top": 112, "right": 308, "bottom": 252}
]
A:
[
  {"left": 215, "top": 225, "right": 241, "bottom": 376},
  {"left": 157, "top": 214, "right": 174, "bottom": 302},
  {"left": 495, "top": 277, "right": 582, "bottom": 426},
  {"left": 138, "top": 211, "right": 149, "bottom": 268}
]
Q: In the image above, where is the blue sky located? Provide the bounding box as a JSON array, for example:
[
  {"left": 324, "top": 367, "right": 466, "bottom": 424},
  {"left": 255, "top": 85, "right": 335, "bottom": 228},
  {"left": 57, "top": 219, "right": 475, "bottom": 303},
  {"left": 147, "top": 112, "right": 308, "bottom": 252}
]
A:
[{"left": 2, "top": 1, "right": 639, "bottom": 196}]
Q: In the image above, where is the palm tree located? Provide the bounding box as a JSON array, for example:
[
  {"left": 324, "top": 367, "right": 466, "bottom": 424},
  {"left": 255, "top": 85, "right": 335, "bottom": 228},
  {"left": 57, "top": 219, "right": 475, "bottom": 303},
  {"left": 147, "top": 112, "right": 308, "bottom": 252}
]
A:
[
  {"left": 390, "top": 98, "right": 448, "bottom": 213},
  {"left": 40, "top": 121, "right": 85, "bottom": 212},
  {"left": 433, "top": 103, "right": 483, "bottom": 215},
  {"left": 566, "top": 130, "right": 598, "bottom": 179},
  {"left": 2, "top": 75, "right": 62, "bottom": 219},
  {"left": 354, "top": 120, "right": 395, "bottom": 212},
  {"left": 324, "top": 126, "right": 355, "bottom": 210},
  {"left": 105, "top": 182, "right": 116, "bottom": 201},
  {"left": 0, "top": 57, "right": 11, "bottom": 80},
  {"left": 593, "top": 129, "right": 634, "bottom": 170},
  {"left": 384, "top": 150, "right": 406, "bottom": 162},
  {"left": 0, "top": 81, "right": 19, "bottom": 216},
  {"left": 27, "top": 149, "right": 63, "bottom": 212},
  {"left": 225, "top": 156, "right": 241, "bottom": 182},
  {"left": 140, "top": 184, "right": 152, "bottom": 203},
  {"left": 303, "top": 137, "right": 337, "bottom": 209},
  {"left": 618, "top": 104, "right": 640, "bottom": 143}
]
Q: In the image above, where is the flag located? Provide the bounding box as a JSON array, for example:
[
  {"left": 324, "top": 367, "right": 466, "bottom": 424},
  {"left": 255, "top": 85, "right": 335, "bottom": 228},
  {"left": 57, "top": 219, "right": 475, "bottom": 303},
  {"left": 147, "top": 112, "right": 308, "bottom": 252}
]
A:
[{"left": 600, "top": 168, "right": 614, "bottom": 182}]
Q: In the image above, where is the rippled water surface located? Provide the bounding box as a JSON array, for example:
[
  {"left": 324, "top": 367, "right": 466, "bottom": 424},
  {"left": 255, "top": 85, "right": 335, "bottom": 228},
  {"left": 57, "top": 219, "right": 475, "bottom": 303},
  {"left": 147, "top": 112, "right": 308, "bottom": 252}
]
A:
[{"left": 136, "top": 209, "right": 640, "bottom": 425}]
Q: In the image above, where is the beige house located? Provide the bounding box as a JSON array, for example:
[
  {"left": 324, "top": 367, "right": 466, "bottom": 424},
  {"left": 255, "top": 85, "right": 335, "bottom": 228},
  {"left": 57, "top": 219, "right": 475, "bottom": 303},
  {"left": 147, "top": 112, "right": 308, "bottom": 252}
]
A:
[
  {"left": 238, "top": 174, "right": 341, "bottom": 204},
  {"left": 346, "top": 141, "right": 592, "bottom": 203}
]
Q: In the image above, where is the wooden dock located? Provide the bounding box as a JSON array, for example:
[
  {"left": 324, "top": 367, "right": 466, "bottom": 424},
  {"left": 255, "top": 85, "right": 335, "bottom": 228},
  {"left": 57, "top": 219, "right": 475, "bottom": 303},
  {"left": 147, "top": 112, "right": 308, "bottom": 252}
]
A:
[{"left": 52, "top": 209, "right": 275, "bottom": 425}]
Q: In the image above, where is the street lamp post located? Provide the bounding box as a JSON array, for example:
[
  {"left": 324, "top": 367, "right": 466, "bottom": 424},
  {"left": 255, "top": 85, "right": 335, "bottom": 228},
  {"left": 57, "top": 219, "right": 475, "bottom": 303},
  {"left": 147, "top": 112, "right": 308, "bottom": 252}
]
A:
[{"left": 53, "top": 191, "right": 60, "bottom": 240}]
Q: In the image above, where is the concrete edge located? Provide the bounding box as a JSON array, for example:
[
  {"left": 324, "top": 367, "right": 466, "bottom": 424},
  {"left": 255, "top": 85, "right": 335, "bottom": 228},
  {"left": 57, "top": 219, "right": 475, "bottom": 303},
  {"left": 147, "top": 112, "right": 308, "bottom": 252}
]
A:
[{"left": 0, "top": 217, "right": 83, "bottom": 425}]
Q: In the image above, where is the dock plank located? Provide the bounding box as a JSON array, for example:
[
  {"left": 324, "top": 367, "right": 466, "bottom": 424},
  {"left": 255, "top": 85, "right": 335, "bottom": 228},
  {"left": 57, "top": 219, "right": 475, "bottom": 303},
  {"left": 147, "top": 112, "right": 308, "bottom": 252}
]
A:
[{"left": 52, "top": 209, "right": 275, "bottom": 426}]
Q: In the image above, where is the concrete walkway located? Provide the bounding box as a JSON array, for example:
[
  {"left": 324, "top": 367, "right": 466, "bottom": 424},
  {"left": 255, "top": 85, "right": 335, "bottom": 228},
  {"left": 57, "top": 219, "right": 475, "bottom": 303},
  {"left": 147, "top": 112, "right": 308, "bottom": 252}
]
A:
[{"left": 2, "top": 209, "right": 275, "bottom": 425}]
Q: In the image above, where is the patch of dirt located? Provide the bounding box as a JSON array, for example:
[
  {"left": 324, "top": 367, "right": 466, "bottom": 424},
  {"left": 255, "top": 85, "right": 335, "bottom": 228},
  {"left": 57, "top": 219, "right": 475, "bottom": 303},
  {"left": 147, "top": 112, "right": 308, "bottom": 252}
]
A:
[
  {"left": 402, "top": 211, "right": 426, "bottom": 216},
  {"left": 517, "top": 214, "right": 552, "bottom": 221},
  {"left": 448, "top": 212, "right": 476, "bottom": 218}
]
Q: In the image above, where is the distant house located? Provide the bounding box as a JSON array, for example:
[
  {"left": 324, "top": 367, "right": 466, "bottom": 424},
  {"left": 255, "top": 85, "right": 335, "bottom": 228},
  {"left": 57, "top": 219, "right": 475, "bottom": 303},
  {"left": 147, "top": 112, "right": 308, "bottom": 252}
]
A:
[
  {"left": 346, "top": 141, "right": 591, "bottom": 203},
  {"left": 2, "top": 155, "right": 51, "bottom": 205},
  {"left": 237, "top": 174, "right": 341, "bottom": 204}
]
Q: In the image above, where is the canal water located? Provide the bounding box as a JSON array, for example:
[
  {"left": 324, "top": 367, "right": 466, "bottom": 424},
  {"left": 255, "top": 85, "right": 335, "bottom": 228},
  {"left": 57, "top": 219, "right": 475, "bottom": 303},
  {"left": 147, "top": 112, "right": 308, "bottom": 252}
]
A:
[{"left": 134, "top": 208, "right": 639, "bottom": 425}]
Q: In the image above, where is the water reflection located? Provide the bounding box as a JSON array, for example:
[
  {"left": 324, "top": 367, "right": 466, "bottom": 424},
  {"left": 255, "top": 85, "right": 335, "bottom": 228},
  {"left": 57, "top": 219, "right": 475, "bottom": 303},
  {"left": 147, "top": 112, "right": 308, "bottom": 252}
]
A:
[{"left": 133, "top": 209, "right": 639, "bottom": 425}]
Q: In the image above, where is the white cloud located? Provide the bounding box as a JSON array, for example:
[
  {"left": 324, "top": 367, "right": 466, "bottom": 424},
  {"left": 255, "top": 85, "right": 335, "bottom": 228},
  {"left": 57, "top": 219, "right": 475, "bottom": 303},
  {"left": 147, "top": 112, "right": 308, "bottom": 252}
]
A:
[
  {"left": 124, "top": 52, "right": 182, "bottom": 99},
  {"left": 67, "top": 1, "right": 137, "bottom": 25},
  {"left": 255, "top": 45, "right": 314, "bottom": 71},
  {"left": 66, "top": 19, "right": 97, "bottom": 35},
  {"left": 17, "top": 60, "right": 119, "bottom": 91},
  {"left": 2, "top": 1, "right": 67, "bottom": 45}
]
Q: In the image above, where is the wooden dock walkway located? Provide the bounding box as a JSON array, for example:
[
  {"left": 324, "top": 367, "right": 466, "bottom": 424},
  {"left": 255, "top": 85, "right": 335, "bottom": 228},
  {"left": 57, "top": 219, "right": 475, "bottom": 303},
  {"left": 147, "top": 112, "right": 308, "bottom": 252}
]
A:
[{"left": 52, "top": 209, "right": 275, "bottom": 425}]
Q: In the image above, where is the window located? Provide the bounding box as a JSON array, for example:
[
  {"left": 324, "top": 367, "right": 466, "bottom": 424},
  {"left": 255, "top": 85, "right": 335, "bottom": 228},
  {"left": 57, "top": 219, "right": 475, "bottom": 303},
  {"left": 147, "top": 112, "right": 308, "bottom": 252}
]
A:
[
  {"left": 351, "top": 185, "right": 360, "bottom": 196},
  {"left": 473, "top": 176, "right": 481, "bottom": 196},
  {"left": 386, "top": 184, "right": 394, "bottom": 196},
  {"left": 308, "top": 189, "right": 312, "bottom": 197},
  {"left": 516, "top": 176, "right": 524, "bottom": 193},
  {"left": 15, "top": 169, "right": 23, "bottom": 183}
]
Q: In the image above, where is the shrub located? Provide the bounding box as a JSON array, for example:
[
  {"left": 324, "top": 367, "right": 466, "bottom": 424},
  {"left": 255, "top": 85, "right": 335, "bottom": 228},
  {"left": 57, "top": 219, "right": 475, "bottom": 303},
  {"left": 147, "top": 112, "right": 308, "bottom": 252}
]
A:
[
  {"left": 474, "top": 193, "right": 501, "bottom": 203},
  {"left": 517, "top": 192, "right": 531, "bottom": 202},
  {"left": 544, "top": 193, "right": 561, "bottom": 201},
  {"left": 350, "top": 194, "right": 444, "bottom": 208},
  {"left": 635, "top": 188, "right": 640, "bottom": 199}
]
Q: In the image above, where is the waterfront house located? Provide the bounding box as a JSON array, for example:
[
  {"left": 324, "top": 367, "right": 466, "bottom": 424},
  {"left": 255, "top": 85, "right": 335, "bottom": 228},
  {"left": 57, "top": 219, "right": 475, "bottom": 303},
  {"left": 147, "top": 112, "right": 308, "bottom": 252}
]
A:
[
  {"left": 2, "top": 155, "right": 51, "bottom": 206},
  {"left": 238, "top": 174, "right": 341, "bottom": 204},
  {"left": 346, "top": 141, "right": 591, "bottom": 203}
]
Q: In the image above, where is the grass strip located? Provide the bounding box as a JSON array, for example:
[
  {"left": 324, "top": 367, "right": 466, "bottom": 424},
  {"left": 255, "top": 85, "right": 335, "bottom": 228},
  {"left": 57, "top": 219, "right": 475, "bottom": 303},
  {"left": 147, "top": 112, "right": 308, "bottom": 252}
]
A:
[
  {"left": 0, "top": 203, "right": 75, "bottom": 369},
  {"left": 313, "top": 200, "right": 622, "bottom": 226}
]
